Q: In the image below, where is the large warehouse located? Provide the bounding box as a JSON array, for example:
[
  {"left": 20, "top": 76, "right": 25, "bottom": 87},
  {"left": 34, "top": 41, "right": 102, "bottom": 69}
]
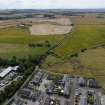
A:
[{"left": 0, "top": 66, "right": 19, "bottom": 78}]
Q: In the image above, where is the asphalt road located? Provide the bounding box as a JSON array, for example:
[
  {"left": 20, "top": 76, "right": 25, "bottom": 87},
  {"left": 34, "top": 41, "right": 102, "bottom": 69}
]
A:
[
  {"left": 95, "top": 89, "right": 101, "bottom": 105},
  {"left": 69, "top": 78, "right": 77, "bottom": 105}
]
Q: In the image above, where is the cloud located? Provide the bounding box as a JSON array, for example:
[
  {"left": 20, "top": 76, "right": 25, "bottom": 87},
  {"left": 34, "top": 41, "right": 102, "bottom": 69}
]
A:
[{"left": 0, "top": 0, "right": 105, "bottom": 9}]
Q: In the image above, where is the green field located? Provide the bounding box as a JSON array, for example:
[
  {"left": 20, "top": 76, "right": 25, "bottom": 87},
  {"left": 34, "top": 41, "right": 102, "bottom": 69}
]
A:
[
  {"left": 54, "top": 25, "right": 105, "bottom": 57},
  {"left": 0, "top": 27, "right": 63, "bottom": 58}
]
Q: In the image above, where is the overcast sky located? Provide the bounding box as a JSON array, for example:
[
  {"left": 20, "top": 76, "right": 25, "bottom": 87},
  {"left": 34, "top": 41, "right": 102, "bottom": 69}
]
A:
[{"left": 0, "top": 0, "right": 105, "bottom": 9}]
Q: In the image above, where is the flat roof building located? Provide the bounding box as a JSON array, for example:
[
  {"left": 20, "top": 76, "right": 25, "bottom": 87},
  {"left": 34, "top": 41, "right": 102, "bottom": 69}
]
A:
[{"left": 0, "top": 66, "right": 19, "bottom": 78}]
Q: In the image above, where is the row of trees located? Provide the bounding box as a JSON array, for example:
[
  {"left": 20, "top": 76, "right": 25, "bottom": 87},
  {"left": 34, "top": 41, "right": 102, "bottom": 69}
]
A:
[{"left": 28, "top": 40, "right": 52, "bottom": 48}]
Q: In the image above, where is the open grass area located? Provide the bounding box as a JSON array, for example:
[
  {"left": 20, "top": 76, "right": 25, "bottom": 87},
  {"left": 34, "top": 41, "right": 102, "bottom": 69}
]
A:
[
  {"left": 0, "top": 44, "right": 48, "bottom": 58},
  {"left": 46, "top": 47, "right": 105, "bottom": 89},
  {"left": 80, "top": 47, "right": 105, "bottom": 74},
  {"left": 54, "top": 25, "right": 105, "bottom": 57},
  {"left": 0, "top": 26, "right": 63, "bottom": 58},
  {"left": 79, "top": 47, "right": 105, "bottom": 89},
  {"left": 44, "top": 55, "right": 93, "bottom": 77},
  {"left": 0, "top": 27, "right": 63, "bottom": 44}
]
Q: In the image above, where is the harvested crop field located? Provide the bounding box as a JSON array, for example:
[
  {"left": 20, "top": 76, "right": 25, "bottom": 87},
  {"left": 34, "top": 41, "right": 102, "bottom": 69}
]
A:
[
  {"left": 30, "top": 23, "right": 72, "bottom": 35},
  {"left": 27, "top": 16, "right": 72, "bottom": 25}
]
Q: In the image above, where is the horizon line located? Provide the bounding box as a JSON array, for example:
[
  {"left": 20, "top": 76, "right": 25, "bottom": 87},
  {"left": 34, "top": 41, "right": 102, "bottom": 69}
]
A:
[{"left": 0, "top": 8, "right": 105, "bottom": 10}]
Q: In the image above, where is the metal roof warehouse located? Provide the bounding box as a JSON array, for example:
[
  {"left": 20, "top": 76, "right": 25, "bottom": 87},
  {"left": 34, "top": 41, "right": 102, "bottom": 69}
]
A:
[{"left": 0, "top": 66, "right": 19, "bottom": 78}]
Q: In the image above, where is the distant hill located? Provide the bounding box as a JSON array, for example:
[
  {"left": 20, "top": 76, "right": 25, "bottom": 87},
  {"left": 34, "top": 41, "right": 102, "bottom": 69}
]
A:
[
  {"left": 0, "top": 8, "right": 105, "bottom": 14},
  {"left": 0, "top": 9, "right": 105, "bottom": 20}
]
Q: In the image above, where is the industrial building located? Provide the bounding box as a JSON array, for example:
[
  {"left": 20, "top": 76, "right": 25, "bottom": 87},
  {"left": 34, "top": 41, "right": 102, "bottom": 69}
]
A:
[{"left": 0, "top": 66, "right": 19, "bottom": 78}]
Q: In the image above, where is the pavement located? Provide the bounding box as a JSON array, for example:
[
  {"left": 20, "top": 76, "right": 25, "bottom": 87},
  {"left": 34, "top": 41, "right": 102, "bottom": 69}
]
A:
[{"left": 69, "top": 78, "right": 77, "bottom": 105}]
